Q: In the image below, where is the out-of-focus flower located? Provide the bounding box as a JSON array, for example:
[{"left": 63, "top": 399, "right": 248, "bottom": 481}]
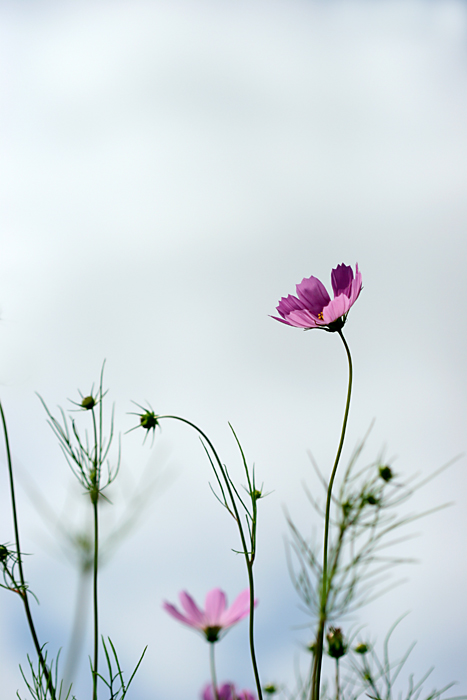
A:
[
  {"left": 202, "top": 683, "right": 236, "bottom": 700},
  {"left": 163, "top": 588, "right": 252, "bottom": 643},
  {"left": 202, "top": 683, "right": 256, "bottom": 700},
  {"left": 355, "top": 642, "right": 370, "bottom": 655},
  {"left": 273, "top": 263, "right": 362, "bottom": 332},
  {"left": 236, "top": 690, "right": 256, "bottom": 700}
]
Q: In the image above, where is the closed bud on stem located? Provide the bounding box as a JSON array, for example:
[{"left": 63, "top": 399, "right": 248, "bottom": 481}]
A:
[
  {"left": 140, "top": 411, "right": 158, "bottom": 431},
  {"left": 326, "top": 627, "right": 347, "bottom": 659},
  {"left": 81, "top": 395, "right": 97, "bottom": 410},
  {"left": 264, "top": 684, "right": 277, "bottom": 695},
  {"left": 0, "top": 544, "right": 9, "bottom": 563},
  {"left": 379, "top": 465, "right": 393, "bottom": 482},
  {"left": 362, "top": 493, "right": 379, "bottom": 506},
  {"left": 355, "top": 643, "right": 369, "bottom": 655}
]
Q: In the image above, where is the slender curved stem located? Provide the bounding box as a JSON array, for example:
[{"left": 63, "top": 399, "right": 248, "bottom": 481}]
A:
[
  {"left": 209, "top": 643, "right": 220, "bottom": 700},
  {"left": 0, "top": 401, "right": 57, "bottom": 700},
  {"left": 91, "top": 409, "right": 99, "bottom": 700},
  {"left": 310, "top": 330, "right": 353, "bottom": 700},
  {"left": 157, "top": 415, "right": 263, "bottom": 700},
  {"left": 91, "top": 499, "right": 99, "bottom": 700}
]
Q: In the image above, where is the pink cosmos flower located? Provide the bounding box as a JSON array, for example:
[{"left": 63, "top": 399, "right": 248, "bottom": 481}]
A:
[
  {"left": 202, "top": 683, "right": 256, "bottom": 700},
  {"left": 273, "top": 263, "right": 362, "bottom": 332},
  {"left": 202, "top": 683, "right": 235, "bottom": 700},
  {"left": 163, "top": 588, "right": 252, "bottom": 643}
]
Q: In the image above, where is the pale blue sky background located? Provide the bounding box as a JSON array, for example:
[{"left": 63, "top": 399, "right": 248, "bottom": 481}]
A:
[{"left": 0, "top": 1, "right": 466, "bottom": 698}]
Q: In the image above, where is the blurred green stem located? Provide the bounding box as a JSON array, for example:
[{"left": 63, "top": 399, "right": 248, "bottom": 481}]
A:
[
  {"left": 310, "top": 330, "right": 353, "bottom": 700},
  {"left": 209, "top": 643, "right": 220, "bottom": 700},
  {"left": 91, "top": 408, "right": 99, "bottom": 700},
  {"left": 0, "top": 401, "right": 57, "bottom": 700}
]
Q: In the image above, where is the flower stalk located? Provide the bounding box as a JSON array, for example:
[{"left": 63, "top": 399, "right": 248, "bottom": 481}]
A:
[
  {"left": 0, "top": 401, "right": 57, "bottom": 700},
  {"left": 310, "top": 330, "right": 353, "bottom": 700},
  {"left": 209, "top": 643, "right": 220, "bottom": 700}
]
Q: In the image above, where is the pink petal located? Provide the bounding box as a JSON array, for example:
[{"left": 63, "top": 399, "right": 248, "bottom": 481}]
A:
[
  {"left": 348, "top": 264, "right": 362, "bottom": 305},
  {"left": 219, "top": 684, "right": 236, "bottom": 700},
  {"left": 321, "top": 295, "right": 352, "bottom": 324},
  {"left": 220, "top": 589, "right": 251, "bottom": 627},
  {"left": 331, "top": 264, "right": 353, "bottom": 298},
  {"left": 270, "top": 314, "right": 296, "bottom": 326},
  {"left": 162, "top": 601, "right": 198, "bottom": 628},
  {"left": 237, "top": 691, "right": 256, "bottom": 700},
  {"left": 285, "top": 309, "right": 321, "bottom": 328},
  {"left": 204, "top": 588, "right": 227, "bottom": 626},
  {"left": 178, "top": 591, "right": 205, "bottom": 627},
  {"left": 276, "top": 294, "right": 305, "bottom": 317},
  {"left": 296, "top": 275, "right": 330, "bottom": 316}
]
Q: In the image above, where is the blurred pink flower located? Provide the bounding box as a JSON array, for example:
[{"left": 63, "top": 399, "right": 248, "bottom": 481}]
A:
[
  {"left": 163, "top": 588, "right": 252, "bottom": 642},
  {"left": 202, "top": 683, "right": 256, "bottom": 700},
  {"left": 273, "top": 263, "right": 362, "bottom": 331},
  {"left": 202, "top": 683, "right": 235, "bottom": 700}
]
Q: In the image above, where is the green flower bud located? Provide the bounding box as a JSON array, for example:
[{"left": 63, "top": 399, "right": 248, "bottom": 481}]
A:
[
  {"left": 252, "top": 489, "right": 262, "bottom": 500},
  {"left": 355, "top": 643, "right": 369, "bottom": 655},
  {"left": 379, "top": 465, "right": 393, "bottom": 482},
  {"left": 81, "top": 396, "right": 97, "bottom": 410},
  {"left": 0, "top": 545, "right": 9, "bottom": 563},
  {"left": 140, "top": 411, "right": 158, "bottom": 431},
  {"left": 264, "top": 684, "right": 277, "bottom": 695},
  {"left": 363, "top": 493, "right": 379, "bottom": 506},
  {"left": 326, "top": 627, "right": 347, "bottom": 659}
]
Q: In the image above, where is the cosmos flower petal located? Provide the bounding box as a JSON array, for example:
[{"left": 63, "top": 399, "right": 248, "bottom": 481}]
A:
[
  {"left": 321, "top": 295, "right": 352, "bottom": 324},
  {"left": 331, "top": 264, "right": 354, "bottom": 298},
  {"left": 162, "top": 602, "right": 199, "bottom": 629},
  {"left": 202, "top": 683, "right": 236, "bottom": 700},
  {"left": 178, "top": 591, "right": 205, "bottom": 626},
  {"left": 204, "top": 588, "right": 227, "bottom": 626},
  {"left": 296, "top": 276, "right": 331, "bottom": 315},
  {"left": 348, "top": 264, "right": 362, "bottom": 304},
  {"left": 219, "top": 589, "right": 251, "bottom": 626},
  {"left": 285, "top": 309, "right": 321, "bottom": 328},
  {"left": 237, "top": 691, "right": 257, "bottom": 700},
  {"left": 276, "top": 294, "right": 306, "bottom": 317}
]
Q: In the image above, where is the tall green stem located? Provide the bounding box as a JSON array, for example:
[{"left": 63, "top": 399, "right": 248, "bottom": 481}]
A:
[
  {"left": 0, "top": 402, "right": 57, "bottom": 700},
  {"left": 91, "top": 409, "right": 99, "bottom": 700},
  {"left": 209, "top": 643, "right": 220, "bottom": 700},
  {"left": 158, "top": 416, "right": 263, "bottom": 700},
  {"left": 310, "top": 330, "right": 353, "bottom": 700},
  {"left": 92, "top": 499, "right": 99, "bottom": 700}
]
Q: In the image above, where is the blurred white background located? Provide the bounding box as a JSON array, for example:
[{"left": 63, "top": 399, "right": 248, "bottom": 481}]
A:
[{"left": 0, "top": 0, "right": 466, "bottom": 698}]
